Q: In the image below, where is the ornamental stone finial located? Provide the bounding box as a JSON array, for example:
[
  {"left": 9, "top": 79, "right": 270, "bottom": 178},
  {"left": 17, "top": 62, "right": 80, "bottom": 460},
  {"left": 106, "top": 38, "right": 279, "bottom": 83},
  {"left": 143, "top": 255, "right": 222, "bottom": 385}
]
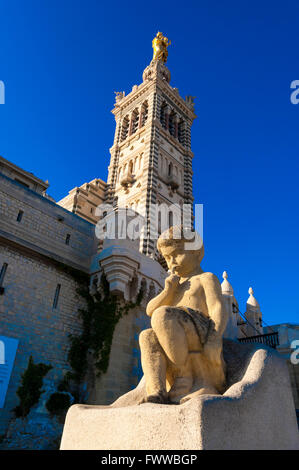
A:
[
  {"left": 114, "top": 91, "right": 125, "bottom": 104},
  {"left": 221, "top": 271, "right": 234, "bottom": 295},
  {"left": 247, "top": 286, "right": 260, "bottom": 309}
]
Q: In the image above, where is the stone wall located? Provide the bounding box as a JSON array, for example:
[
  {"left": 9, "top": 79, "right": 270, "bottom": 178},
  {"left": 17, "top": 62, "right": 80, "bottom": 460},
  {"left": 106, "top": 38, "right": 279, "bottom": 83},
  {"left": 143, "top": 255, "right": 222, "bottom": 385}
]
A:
[
  {"left": 0, "top": 155, "right": 49, "bottom": 195},
  {"left": 0, "top": 172, "right": 96, "bottom": 272},
  {"left": 0, "top": 170, "right": 98, "bottom": 446},
  {"left": 58, "top": 178, "right": 106, "bottom": 225},
  {"left": 0, "top": 243, "right": 87, "bottom": 438}
]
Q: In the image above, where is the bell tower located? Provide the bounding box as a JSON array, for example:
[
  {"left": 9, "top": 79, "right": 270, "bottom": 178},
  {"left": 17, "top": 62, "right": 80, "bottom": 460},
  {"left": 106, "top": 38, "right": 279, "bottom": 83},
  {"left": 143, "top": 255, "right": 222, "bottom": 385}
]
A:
[{"left": 106, "top": 32, "right": 196, "bottom": 257}]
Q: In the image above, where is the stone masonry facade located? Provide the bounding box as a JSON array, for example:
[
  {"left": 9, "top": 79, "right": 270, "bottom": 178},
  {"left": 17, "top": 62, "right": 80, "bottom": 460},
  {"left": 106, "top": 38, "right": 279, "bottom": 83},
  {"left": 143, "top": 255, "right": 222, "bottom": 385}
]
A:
[
  {"left": 0, "top": 166, "right": 96, "bottom": 445},
  {"left": 0, "top": 243, "right": 86, "bottom": 435}
]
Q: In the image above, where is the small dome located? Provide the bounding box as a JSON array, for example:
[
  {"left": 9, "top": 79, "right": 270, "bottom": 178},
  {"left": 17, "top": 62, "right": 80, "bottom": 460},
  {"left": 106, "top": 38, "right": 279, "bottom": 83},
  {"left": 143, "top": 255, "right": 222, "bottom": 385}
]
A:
[{"left": 221, "top": 271, "right": 234, "bottom": 295}]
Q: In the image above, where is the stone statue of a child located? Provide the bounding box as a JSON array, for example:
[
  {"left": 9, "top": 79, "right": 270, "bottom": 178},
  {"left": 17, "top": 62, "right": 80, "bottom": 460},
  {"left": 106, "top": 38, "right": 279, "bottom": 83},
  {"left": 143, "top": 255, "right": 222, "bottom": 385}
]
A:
[{"left": 139, "top": 226, "right": 229, "bottom": 404}]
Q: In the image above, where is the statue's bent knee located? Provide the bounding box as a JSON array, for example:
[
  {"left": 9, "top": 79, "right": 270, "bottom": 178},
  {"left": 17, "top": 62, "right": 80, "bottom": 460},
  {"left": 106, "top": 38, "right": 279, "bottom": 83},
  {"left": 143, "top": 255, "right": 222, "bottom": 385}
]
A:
[
  {"left": 151, "top": 306, "right": 170, "bottom": 329},
  {"left": 139, "top": 328, "right": 156, "bottom": 348}
]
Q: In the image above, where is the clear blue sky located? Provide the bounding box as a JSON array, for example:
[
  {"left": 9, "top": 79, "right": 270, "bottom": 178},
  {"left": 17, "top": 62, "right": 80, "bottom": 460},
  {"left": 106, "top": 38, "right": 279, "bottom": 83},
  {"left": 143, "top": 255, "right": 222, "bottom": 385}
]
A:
[{"left": 0, "top": 0, "right": 298, "bottom": 326}]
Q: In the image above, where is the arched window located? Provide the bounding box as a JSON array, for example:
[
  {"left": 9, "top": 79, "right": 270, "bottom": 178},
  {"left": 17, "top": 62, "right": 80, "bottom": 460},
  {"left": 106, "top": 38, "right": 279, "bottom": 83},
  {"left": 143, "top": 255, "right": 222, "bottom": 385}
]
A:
[
  {"left": 130, "top": 109, "right": 139, "bottom": 135},
  {"left": 169, "top": 111, "right": 176, "bottom": 137},
  {"left": 121, "top": 116, "right": 129, "bottom": 141},
  {"left": 147, "top": 283, "right": 156, "bottom": 302},
  {"left": 168, "top": 211, "right": 173, "bottom": 228},
  {"left": 168, "top": 162, "right": 173, "bottom": 176},
  {"left": 129, "top": 160, "right": 133, "bottom": 174},
  {"left": 140, "top": 278, "right": 147, "bottom": 299},
  {"left": 160, "top": 102, "right": 167, "bottom": 129},
  {"left": 129, "top": 275, "right": 138, "bottom": 300},
  {"left": 140, "top": 101, "right": 148, "bottom": 127},
  {"left": 178, "top": 119, "right": 185, "bottom": 144}
]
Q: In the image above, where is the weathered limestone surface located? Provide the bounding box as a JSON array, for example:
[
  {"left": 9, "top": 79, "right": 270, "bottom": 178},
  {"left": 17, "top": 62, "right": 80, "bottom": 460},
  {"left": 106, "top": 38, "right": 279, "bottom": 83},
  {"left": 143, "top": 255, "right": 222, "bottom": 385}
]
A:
[
  {"left": 0, "top": 244, "right": 87, "bottom": 436},
  {"left": 60, "top": 340, "right": 299, "bottom": 450}
]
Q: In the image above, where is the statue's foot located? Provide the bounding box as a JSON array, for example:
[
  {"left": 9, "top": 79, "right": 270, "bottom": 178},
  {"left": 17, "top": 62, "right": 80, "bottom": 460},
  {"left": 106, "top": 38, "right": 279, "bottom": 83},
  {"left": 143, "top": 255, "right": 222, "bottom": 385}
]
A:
[
  {"left": 139, "top": 391, "right": 169, "bottom": 405},
  {"left": 179, "top": 385, "right": 219, "bottom": 404}
]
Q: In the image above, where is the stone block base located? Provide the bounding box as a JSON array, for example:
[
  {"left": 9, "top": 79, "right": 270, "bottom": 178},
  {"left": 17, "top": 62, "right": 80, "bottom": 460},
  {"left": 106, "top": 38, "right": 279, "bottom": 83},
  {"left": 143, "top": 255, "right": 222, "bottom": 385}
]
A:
[{"left": 60, "top": 341, "right": 299, "bottom": 450}]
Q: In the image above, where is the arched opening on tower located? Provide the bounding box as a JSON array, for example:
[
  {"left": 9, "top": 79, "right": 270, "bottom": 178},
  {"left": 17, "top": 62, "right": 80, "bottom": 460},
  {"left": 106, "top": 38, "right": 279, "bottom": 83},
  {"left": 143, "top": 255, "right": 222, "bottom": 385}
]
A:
[
  {"left": 140, "top": 101, "right": 148, "bottom": 127},
  {"left": 168, "top": 111, "right": 176, "bottom": 137},
  {"left": 130, "top": 109, "right": 139, "bottom": 135},
  {"left": 160, "top": 102, "right": 167, "bottom": 129},
  {"left": 178, "top": 119, "right": 185, "bottom": 145},
  {"left": 121, "top": 116, "right": 129, "bottom": 141}
]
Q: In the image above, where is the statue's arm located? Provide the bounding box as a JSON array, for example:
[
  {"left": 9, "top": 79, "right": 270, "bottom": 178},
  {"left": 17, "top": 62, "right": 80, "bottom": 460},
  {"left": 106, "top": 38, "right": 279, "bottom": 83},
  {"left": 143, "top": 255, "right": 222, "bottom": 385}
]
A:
[
  {"left": 146, "top": 291, "right": 169, "bottom": 317},
  {"left": 200, "top": 273, "right": 229, "bottom": 336},
  {"left": 146, "top": 274, "right": 179, "bottom": 317}
]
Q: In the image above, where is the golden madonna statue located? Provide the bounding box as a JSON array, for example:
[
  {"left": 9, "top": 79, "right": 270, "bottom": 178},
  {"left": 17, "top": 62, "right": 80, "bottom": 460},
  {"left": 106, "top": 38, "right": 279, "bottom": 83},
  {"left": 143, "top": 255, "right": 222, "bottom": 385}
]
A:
[{"left": 152, "top": 32, "right": 171, "bottom": 63}]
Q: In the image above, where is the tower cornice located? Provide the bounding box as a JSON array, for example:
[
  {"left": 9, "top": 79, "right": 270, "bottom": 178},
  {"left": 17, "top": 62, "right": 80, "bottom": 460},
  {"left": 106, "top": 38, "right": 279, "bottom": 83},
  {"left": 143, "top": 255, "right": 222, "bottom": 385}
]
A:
[
  {"left": 111, "top": 63, "right": 196, "bottom": 121},
  {"left": 112, "top": 83, "right": 151, "bottom": 115}
]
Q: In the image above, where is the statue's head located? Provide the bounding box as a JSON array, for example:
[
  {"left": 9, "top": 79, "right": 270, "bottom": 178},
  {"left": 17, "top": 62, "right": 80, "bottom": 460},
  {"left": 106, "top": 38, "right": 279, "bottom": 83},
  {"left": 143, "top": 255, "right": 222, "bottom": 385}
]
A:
[{"left": 157, "top": 225, "right": 204, "bottom": 277}]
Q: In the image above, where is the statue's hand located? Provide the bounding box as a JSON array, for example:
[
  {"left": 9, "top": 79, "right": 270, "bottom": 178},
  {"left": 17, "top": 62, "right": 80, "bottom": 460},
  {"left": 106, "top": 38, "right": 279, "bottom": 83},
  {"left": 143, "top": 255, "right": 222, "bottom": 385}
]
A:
[{"left": 164, "top": 273, "right": 180, "bottom": 292}]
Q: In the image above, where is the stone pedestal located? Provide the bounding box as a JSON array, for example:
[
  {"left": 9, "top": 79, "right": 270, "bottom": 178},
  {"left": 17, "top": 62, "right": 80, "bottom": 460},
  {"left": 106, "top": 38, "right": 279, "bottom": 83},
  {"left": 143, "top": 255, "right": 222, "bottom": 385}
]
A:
[{"left": 60, "top": 340, "right": 299, "bottom": 450}]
